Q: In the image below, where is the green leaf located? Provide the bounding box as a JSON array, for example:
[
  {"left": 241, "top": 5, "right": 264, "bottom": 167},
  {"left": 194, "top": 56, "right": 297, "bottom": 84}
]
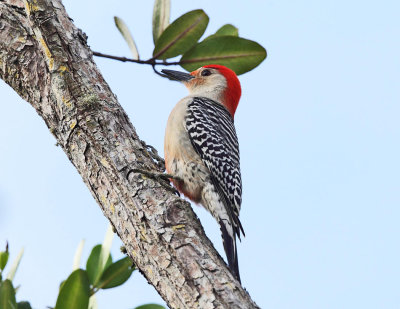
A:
[
  {"left": 96, "top": 257, "right": 134, "bottom": 289},
  {"left": 85, "top": 226, "right": 114, "bottom": 286},
  {"left": 17, "top": 301, "right": 32, "bottom": 309},
  {"left": 134, "top": 304, "right": 166, "bottom": 309},
  {"left": 203, "top": 24, "right": 238, "bottom": 42},
  {"left": 6, "top": 248, "right": 24, "bottom": 281},
  {"left": 152, "top": 0, "right": 170, "bottom": 43},
  {"left": 86, "top": 245, "right": 112, "bottom": 286},
  {"left": 180, "top": 36, "right": 267, "bottom": 75},
  {"left": 59, "top": 280, "right": 66, "bottom": 291},
  {"left": 0, "top": 280, "right": 17, "bottom": 309},
  {"left": 114, "top": 16, "right": 139, "bottom": 60},
  {"left": 0, "top": 251, "right": 9, "bottom": 271},
  {"left": 153, "top": 9, "right": 209, "bottom": 59},
  {"left": 215, "top": 24, "right": 238, "bottom": 36},
  {"left": 55, "top": 269, "right": 90, "bottom": 309}
]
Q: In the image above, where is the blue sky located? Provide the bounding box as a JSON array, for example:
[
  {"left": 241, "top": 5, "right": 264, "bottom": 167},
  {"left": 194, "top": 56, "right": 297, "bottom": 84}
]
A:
[{"left": 1, "top": 0, "right": 400, "bottom": 308}]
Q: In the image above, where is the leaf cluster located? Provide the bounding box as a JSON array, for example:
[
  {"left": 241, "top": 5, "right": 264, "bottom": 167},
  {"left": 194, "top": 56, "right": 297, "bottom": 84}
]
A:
[
  {"left": 0, "top": 243, "right": 29, "bottom": 309},
  {"left": 0, "top": 231, "right": 165, "bottom": 309},
  {"left": 112, "top": 0, "right": 266, "bottom": 75}
]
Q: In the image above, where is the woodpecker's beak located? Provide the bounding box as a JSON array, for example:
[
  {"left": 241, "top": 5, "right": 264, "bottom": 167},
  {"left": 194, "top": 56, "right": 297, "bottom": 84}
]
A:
[{"left": 162, "top": 69, "right": 194, "bottom": 82}]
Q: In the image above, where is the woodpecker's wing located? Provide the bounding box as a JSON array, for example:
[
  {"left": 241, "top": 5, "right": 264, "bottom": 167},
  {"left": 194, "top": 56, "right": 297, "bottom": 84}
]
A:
[{"left": 185, "top": 97, "right": 244, "bottom": 237}]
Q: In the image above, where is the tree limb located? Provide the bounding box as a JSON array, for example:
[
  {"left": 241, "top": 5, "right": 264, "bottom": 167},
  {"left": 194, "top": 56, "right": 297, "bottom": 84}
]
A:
[{"left": 0, "top": 0, "right": 259, "bottom": 308}]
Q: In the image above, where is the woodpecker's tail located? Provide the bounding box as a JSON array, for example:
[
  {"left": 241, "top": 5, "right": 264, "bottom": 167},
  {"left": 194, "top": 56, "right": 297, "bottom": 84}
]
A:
[{"left": 219, "top": 220, "right": 241, "bottom": 283}]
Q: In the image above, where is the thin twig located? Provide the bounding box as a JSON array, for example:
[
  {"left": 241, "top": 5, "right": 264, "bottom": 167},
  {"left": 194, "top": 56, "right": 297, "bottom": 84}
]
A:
[
  {"left": 152, "top": 64, "right": 176, "bottom": 80},
  {"left": 93, "top": 51, "right": 180, "bottom": 66},
  {"left": 152, "top": 64, "right": 168, "bottom": 77}
]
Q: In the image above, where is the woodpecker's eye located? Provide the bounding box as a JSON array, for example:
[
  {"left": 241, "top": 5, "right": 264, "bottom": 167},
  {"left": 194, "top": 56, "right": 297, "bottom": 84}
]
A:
[{"left": 201, "top": 69, "right": 212, "bottom": 77}]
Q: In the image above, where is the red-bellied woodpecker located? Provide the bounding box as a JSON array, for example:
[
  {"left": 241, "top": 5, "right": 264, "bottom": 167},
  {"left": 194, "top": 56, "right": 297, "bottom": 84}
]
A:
[{"left": 162, "top": 65, "right": 244, "bottom": 282}]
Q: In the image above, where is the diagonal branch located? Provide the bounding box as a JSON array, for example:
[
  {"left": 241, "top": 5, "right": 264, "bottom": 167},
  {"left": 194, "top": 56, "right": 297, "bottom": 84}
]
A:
[{"left": 0, "top": 0, "right": 259, "bottom": 308}]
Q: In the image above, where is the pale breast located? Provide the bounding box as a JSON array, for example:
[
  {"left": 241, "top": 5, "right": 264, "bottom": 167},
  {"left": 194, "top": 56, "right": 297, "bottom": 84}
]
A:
[
  {"left": 164, "top": 97, "right": 210, "bottom": 202},
  {"left": 164, "top": 98, "right": 192, "bottom": 174}
]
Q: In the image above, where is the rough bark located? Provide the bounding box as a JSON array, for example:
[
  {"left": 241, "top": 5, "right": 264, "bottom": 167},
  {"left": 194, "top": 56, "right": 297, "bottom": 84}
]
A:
[{"left": 0, "top": 0, "right": 259, "bottom": 308}]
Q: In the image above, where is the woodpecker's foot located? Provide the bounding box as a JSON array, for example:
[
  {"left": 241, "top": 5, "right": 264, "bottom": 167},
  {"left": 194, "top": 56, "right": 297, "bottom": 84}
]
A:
[
  {"left": 140, "top": 140, "right": 165, "bottom": 171},
  {"left": 132, "top": 168, "right": 182, "bottom": 182},
  {"left": 157, "top": 172, "right": 183, "bottom": 183},
  {"left": 132, "top": 168, "right": 181, "bottom": 196}
]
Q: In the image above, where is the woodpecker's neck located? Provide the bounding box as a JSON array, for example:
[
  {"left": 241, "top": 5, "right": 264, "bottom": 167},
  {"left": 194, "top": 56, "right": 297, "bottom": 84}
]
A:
[
  {"left": 188, "top": 86, "right": 225, "bottom": 107},
  {"left": 188, "top": 86, "right": 238, "bottom": 118},
  {"left": 222, "top": 88, "right": 239, "bottom": 118}
]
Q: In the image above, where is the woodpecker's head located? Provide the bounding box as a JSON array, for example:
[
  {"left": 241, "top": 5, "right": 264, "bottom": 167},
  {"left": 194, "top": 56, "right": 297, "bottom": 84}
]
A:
[{"left": 162, "top": 65, "right": 241, "bottom": 118}]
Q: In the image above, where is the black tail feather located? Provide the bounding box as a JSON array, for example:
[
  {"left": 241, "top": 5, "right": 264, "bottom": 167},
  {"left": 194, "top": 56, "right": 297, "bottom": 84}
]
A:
[{"left": 220, "top": 220, "right": 241, "bottom": 283}]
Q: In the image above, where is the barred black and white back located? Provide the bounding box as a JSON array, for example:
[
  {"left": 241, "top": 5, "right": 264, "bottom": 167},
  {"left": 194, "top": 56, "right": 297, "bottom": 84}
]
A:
[{"left": 186, "top": 96, "right": 244, "bottom": 281}]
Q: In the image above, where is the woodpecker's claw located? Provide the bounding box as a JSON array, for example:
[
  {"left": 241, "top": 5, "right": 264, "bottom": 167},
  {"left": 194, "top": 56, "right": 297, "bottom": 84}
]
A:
[
  {"left": 140, "top": 140, "right": 165, "bottom": 171},
  {"left": 132, "top": 168, "right": 181, "bottom": 196},
  {"left": 158, "top": 173, "right": 183, "bottom": 183},
  {"left": 165, "top": 185, "right": 181, "bottom": 196}
]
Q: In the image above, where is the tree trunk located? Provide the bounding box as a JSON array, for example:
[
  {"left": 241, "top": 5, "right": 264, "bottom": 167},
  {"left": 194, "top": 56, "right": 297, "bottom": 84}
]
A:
[{"left": 0, "top": 0, "right": 259, "bottom": 308}]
